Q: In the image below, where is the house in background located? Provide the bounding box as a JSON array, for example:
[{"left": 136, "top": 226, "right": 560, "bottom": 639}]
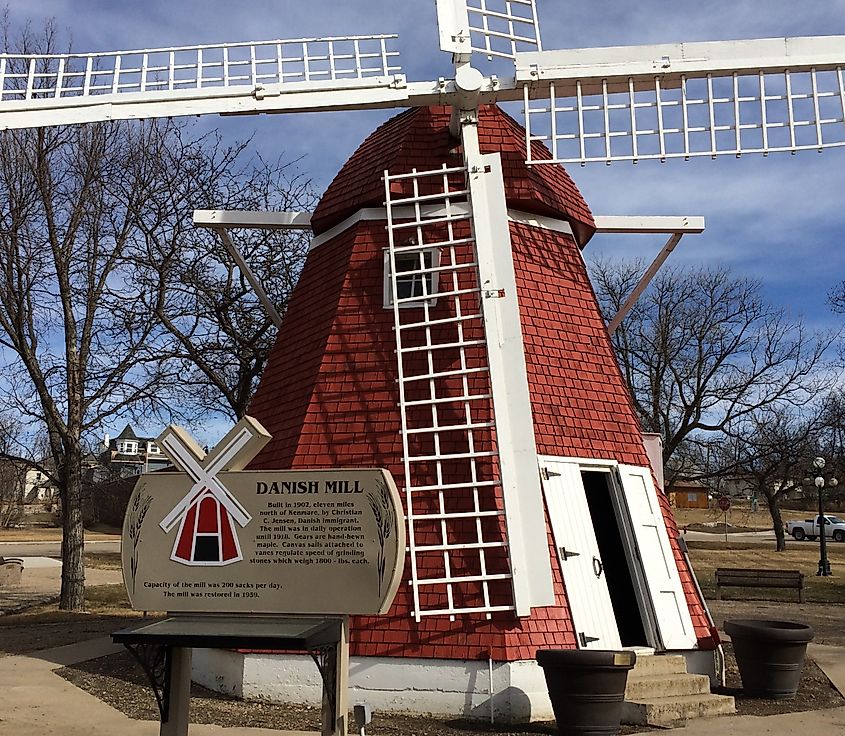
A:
[
  {"left": 22, "top": 465, "right": 57, "bottom": 503},
  {"left": 97, "top": 424, "right": 170, "bottom": 479},
  {"left": 669, "top": 480, "right": 711, "bottom": 509}
]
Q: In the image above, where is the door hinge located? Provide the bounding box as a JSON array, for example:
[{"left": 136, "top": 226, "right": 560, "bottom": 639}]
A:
[
  {"left": 541, "top": 467, "right": 562, "bottom": 480},
  {"left": 578, "top": 632, "right": 600, "bottom": 648},
  {"left": 558, "top": 547, "right": 580, "bottom": 562}
]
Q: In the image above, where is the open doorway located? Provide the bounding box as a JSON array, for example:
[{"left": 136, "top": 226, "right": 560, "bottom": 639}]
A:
[{"left": 581, "top": 470, "right": 650, "bottom": 648}]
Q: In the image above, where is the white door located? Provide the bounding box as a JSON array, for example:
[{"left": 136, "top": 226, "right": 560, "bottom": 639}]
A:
[
  {"left": 541, "top": 459, "right": 621, "bottom": 650},
  {"left": 618, "top": 465, "right": 697, "bottom": 650}
]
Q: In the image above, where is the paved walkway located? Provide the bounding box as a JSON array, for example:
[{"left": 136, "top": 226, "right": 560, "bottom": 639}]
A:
[
  {"left": 0, "top": 637, "right": 311, "bottom": 735},
  {"left": 2, "top": 561, "right": 845, "bottom": 734}
]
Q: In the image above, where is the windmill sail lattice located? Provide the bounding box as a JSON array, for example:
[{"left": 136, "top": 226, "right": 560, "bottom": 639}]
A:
[
  {"left": 0, "top": 35, "right": 401, "bottom": 129},
  {"left": 385, "top": 163, "right": 526, "bottom": 621},
  {"left": 437, "top": 0, "right": 541, "bottom": 61},
  {"left": 519, "top": 36, "right": 845, "bottom": 163},
  {"left": 467, "top": 0, "right": 542, "bottom": 59}
]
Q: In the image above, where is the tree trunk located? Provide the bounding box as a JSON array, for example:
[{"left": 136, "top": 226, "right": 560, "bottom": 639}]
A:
[
  {"left": 59, "top": 459, "right": 86, "bottom": 611},
  {"left": 766, "top": 495, "right": 787, "bottom": 552}
]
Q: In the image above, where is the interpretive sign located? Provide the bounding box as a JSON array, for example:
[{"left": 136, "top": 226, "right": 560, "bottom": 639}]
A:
[{"left": 122, "top": 417, "right": 405, "bottom": 615}]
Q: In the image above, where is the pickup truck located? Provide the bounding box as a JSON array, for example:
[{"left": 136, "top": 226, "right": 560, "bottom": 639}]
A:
[{"left": 786, "top": 515, "right": 845, "bottom": 542}]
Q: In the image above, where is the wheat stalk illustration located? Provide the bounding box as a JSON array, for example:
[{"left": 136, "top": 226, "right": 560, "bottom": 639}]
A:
[
  {"left": 367, "top": 480, "right": 394, "bottom": 596},
  {"left": 128, "top": 491, "right": 152, "bottom": 595}
]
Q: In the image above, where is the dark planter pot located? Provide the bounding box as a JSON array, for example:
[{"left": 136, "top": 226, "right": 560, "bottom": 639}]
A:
[
  {"left": 725, "top": 619, "right": 815, "bottom": 699},
  {"left": 536, "top": 649, "right": 636, "bottom": 736}
]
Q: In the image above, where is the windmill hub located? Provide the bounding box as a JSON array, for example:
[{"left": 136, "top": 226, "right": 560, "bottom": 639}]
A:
[{"left": 454, "top": 64, "right": 484, "bottom": 94}]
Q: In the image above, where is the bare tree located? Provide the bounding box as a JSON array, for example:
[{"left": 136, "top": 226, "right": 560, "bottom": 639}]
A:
[
  {"left": 0, "top": 117, "right": 202, "bottom": 608},
  {"left": 0, "top": 16, "right": 316, "bottom": 608},
  {"left": 705, "top": 408, "right": 816, "bottom": 551},
  {"left": 136, "top": 157, "right": 315, "bottom": 419},
  {"left": 0, "top": 415, "right": 28, "bottom": 527},
  {"left": 591, "top": 259, "right": 831, "bottom": 488},
  {"left": 816, "top": 389, "right": 845, "bottom": 505}
]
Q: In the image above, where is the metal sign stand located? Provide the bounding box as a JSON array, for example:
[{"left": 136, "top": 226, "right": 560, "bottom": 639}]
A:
[{"left": 113, "top": 614, "right": 351, "bottom": 736}]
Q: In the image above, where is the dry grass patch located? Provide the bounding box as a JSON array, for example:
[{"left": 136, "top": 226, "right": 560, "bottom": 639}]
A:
[
  {"left": 672, "top": 505, "right": 810, "bottom": 531},
  {"left": 0, "top": 584, "right": 157, "bottom": 656},
  {"left": 85, "top": 553, "right": 122, "bottom": 570},
  {"left": 687, "top": 542, "right": 845, "bottom": 602}
]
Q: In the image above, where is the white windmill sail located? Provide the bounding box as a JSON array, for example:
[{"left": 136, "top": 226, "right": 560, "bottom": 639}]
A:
[
  {"left": 436, "top": 0, "right": 542, "bottom": 60},
  {"left": 518, "top": 35, "right": 845, "bottom": 164},
  {"left": 0, "top": 35, "right": 404, "bottom": 130}
]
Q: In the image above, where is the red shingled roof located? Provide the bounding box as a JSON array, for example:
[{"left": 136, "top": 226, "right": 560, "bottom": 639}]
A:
[{"left": 311, "top": 105, "right": 596, "bottom": 245}]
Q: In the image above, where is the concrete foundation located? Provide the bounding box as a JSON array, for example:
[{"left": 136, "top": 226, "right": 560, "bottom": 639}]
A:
[
  {"left": 193, "top": 649, "right": 554, "bottom": 721},
  {"left": 192, "top": 648, "right": 718, "bottom": 722}
]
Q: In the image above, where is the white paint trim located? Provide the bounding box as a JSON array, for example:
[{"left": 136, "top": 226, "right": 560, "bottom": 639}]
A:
[
  {"left": 594, "top": 215, "right": 705, "bottom": 234},
  {"left": 539, "top": 454, "right": 619, "bottom": 469},
  {"left": 464, "top": 142, "right": 554, "bottom": 614},
  {"left": 192, "top": 209, "right": 711, "bottom": 248},
  {"left": 310, "top": 208, "right": 397, "bottom": 249},
  {"left": 309, "top": 205, "right": 573, "bottom": 250},
  {"left": 507, "top": 209, "right": 573, "bottom": 234},
  {"left": 193, "top": 209, "right": 313, "bottom": 230}
]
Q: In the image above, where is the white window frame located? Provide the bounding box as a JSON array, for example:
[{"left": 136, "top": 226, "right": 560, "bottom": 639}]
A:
[
  {"left": 383, "top": 247, "right": 441, "bottom": 308},
  {"left": 147, "top": 442, "right": 160, "bottom": 455},
  {"left": 117, "top": 440, "right": 139, "bottom": 455}
]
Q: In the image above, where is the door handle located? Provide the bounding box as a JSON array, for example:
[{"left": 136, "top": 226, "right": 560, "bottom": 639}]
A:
[{"left": 592, "top": 556, "right": 604, "bottom": 578}]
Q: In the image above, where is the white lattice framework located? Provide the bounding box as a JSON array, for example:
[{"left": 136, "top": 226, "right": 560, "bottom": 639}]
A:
[
  {"left": 520, "top": 37, "right": 845, "bottom": 163},
  {"left": 385, "top": 164, "right": 514, "bottom": 621},
  {"left": 467, "top": 0, "right": 542, "bottom": 59},
  {"left": 0, "top": 35, "right": 400, "bottom": 102}
]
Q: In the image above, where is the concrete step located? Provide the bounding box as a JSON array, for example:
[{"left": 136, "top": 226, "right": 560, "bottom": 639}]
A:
[
  {"left": 622, "top": 693, "right": 736, "bottom": 726},
  {"left": 625, "top": 672, "right": 711, "bottom": 700},
  {"left": 627, "top": 653, "right": 688, "bottom": 676}
]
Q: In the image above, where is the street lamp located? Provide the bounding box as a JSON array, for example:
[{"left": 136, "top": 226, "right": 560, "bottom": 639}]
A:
[{"left": 805, "top": 457, "right": 838, "bottom": 577}]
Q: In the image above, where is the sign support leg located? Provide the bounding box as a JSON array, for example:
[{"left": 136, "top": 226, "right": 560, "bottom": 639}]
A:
[
  {"left": 320, "top": 616, "right": 349, "bottom": 736},
  {"left": 161, "top": 646, "right": 192, "bottom": 736}
]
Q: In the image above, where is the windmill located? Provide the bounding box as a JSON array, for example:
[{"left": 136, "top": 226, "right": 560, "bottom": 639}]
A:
[{"left": 3, "top": 0, "right": 843, "bottom": 722}]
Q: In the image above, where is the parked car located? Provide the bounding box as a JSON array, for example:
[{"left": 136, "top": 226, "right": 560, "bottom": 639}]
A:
[{"left": 786, "top": 515, "right": 845, "bottom": 542}]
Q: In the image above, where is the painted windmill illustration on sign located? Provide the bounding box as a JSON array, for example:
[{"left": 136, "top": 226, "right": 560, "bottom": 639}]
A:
[
  {"left": 157, "top": 417, "right": 270, "bottom": 566},
  {"left": 4, "top": 0, "right": 845, "bottom": 713}
]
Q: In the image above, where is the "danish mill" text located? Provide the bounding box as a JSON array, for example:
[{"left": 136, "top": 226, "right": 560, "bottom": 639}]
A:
[{"left": 255, "top": 480, "right": 364, "bottom": 494}]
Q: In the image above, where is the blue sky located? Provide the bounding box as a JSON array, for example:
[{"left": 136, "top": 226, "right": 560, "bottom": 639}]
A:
[{"left": 4, "top": 0, "right": 845, "bottom": 440}]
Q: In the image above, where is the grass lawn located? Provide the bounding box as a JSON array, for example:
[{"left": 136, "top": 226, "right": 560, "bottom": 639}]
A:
[
  {"left": 0, "top": 524, "right": 120, "bottom": 542},
  {"left": 673, "top": 504, "right": 813, "bottom": 531},
  {"left": 686, "top": 540, "right": 845, "bottom": 603},
  {"left": 85, "top": 552, "right": 122, "bottom": 570}
]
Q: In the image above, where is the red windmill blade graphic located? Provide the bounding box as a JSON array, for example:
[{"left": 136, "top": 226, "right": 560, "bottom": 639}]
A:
[{"left": 156, "top": 417, "right": 271, "bottom": 567}]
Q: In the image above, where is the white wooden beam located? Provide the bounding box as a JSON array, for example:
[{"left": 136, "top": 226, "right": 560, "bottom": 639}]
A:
[
  {"left": 211, "top": 228, "right": 284, "bottom": 329},
  {"left": 606, "top": 233, "right": 685, "bottom": 335},
  {"left": 193, "top": 209, "right": 312, "bottom": 230},
  {"left": 594, "top": 216, "right": 705, "bottom": 235},
  {"left": 517, "top": 34, "right": 845, "bottom": 94},
  {"left": 463, "top": 131, "right": 555, "bottom": 615}
]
